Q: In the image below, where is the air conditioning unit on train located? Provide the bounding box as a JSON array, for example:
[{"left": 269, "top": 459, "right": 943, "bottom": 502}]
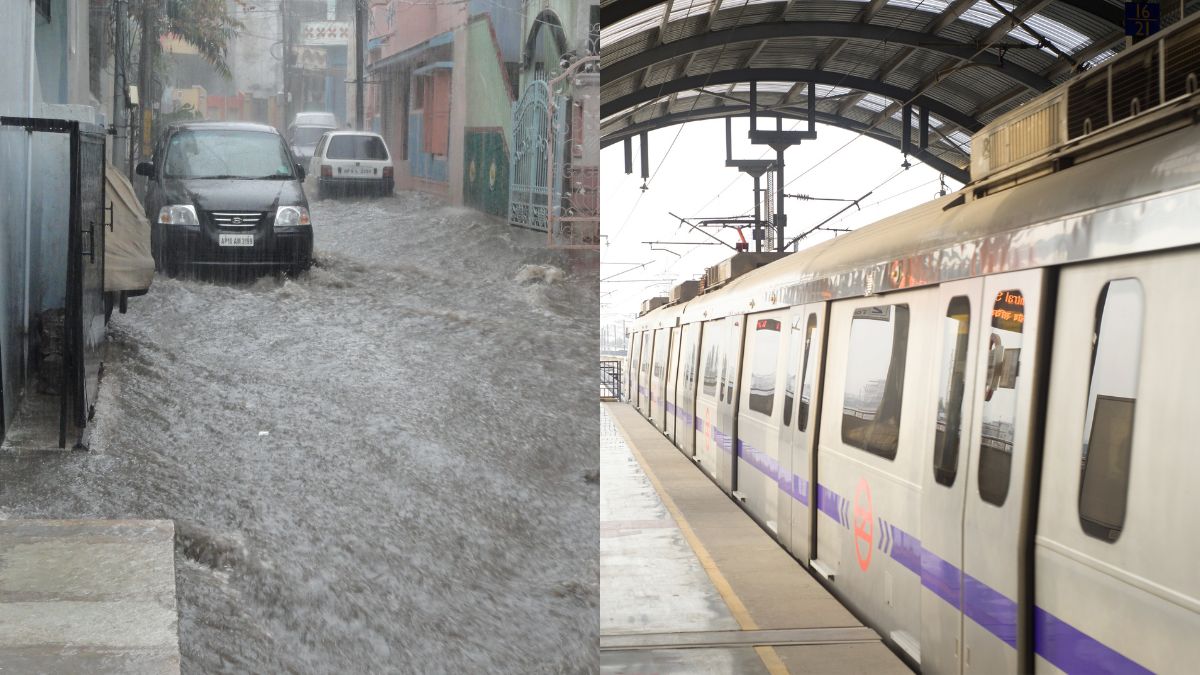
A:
[
  {"left": 640, "top": 296, "right": 668, "bottom": 315},
  {"left": 971, "top": 14, "right": 1200, "bottom": 184},
  {"left": 670, "top": 280, "right": 699, "bottom": 304},
  {"left": 703, "top": 252, "right": 789, "bottom": 291}
]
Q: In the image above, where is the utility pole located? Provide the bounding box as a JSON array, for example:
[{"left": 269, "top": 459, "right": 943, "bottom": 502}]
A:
[
  {"left": 282, "top": 0, "right": 292, "bottom": 127},
  {"left": 112, "top": 0, "right": 128, "bottom": 175},
  {"left": 355, "top": 0, "right": 365, "bottom": 129},
  {"left": 137, "top": 0, "right": 159, "bottom": 165}
]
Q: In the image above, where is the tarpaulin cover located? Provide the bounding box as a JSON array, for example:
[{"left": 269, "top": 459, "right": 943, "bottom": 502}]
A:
[{"left": 104, "top": 164, "right": 154, "bottom": 292}]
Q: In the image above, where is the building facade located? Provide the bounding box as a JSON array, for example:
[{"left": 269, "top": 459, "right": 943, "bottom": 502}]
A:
[
  {"left": 365, "top": 0, "right": 523, "bottom": 216},
  {"left": 0, "top": 0, "right": 100, "bottom": 435}
]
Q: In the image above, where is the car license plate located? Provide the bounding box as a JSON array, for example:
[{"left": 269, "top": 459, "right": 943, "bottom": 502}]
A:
[
  {"left": 219, "top": 234, "right": 254, "bottom": 247},
  {"left": 345, "top": 167, "right": 373, "bottom": 175}
]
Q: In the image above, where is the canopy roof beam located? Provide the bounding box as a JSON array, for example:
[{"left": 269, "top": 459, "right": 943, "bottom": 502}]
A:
[
  {"left": 601, "top": 105, "right": 971, "bottom": 183},
  {"left": 605, "top": 20, "right": 1054, "bottom": 93},
  {"left": 603, "top": 67, "right": 985, "bottom": 133}
]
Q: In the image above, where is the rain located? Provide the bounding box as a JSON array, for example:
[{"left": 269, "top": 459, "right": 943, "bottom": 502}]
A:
[{"left": 0, "top": 193, "right": 599, "bottom": 672}]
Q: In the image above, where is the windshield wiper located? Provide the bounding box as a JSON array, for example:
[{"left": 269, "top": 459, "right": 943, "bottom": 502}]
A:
[{"left": 256, "top": 174, "right": 296, "bottom": 180}]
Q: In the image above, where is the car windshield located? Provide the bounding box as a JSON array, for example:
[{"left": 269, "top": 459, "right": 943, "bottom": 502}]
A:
[
  {"left": 327, "top": 135, "right": 389, "bottom": 160},
  {"left": 164, "top": 129, "right": 295, "bottom": 179},
  {"left": 291, "top": 126, "right": 330, "bottom": 146}
]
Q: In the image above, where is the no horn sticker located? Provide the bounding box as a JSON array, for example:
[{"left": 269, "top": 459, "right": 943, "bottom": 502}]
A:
[{"left": 853, "top": 478, "right": 874, "bottom": 571}]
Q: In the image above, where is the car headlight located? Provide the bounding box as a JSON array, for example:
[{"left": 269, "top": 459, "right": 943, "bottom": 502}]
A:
[
  {"left": 158, "top": 204, "right": 199, "bottom": 226},
  {"left": 275, "top": 205, "right": 311, "bottom": 228}
]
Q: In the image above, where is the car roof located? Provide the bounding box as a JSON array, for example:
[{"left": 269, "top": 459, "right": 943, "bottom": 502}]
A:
[
  {"left": 169, "top": 121, "right": 281, "bottom": 135},
  {"left": 323, "top": 130, "right": 385, "bottom": 139}
]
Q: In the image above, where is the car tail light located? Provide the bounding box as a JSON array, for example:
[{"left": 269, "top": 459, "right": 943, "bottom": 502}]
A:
[
  {"left": 321, "top": 165, "right": 332, "bottom": 177},
  {"left": 383, "top": 166, "right": 393, "bottom": 178}
]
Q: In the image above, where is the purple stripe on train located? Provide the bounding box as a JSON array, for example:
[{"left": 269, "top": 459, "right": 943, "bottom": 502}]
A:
[
  {"left": 1034, "top": 607, "right": 1153, "bottom": 675},
  {"left": 920, "top": 548, "right": 962, "bottom": 610},
  {"left": 736, "top": 439, "right": 810, "bottom": 506}
]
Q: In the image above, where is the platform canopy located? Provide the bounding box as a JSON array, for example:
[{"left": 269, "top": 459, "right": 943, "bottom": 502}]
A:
[{"left": 601, "top": 0, "right": 1200, "bottom": 182}]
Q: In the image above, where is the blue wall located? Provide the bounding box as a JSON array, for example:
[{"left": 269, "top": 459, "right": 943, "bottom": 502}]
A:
[{"left": 407, "top": 112, "right": 449, "bottom": 183}]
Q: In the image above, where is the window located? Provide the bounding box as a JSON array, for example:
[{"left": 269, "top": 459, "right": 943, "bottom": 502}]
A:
[
  {"left": 164, "top": 130, "right": 295, "bottom": 179},
  {"left": 653, "top": 331, "right": 668, "bottom": 380},
  {"left": 782, "top": 325, "right": 802, "bottom": 427},
  {"left": 682, "top": 328, "right": 698, "bottom": 390},
  {"left": 797, "top": 314, "right": 818, "bottom": 432},
  {"left": 702, "top": 336, "right": 719, "bottom": 398},
  {"left": 1079, "top": 279, "right": 1143, "bottom": 542},
  {"left": 748, "top": 318, "right": 781, "bottom": 416},
  {"left": 327, "top": 135, "right": 390, "bottom": 160},
  {"left": 718, "top": 349, "right": 728, "bottom": 403},
  {"left": 841, "top": 305, "right": 910, "bottom": 460},
  {"left": 933, "top": 297, "right": 971, "bottom": 487},
  {"left": 640, "top": 333, "right": 652, "bottom": 376},
  {"left": 978, "top": 290, "right": 1025, "bottom": 506}
]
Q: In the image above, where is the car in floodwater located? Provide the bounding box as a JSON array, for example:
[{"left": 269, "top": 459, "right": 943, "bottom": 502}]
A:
[
  {"left": 287, "top": 121, "right": 337, "bottom": 167},
  {"left": 137, "top": 121, "right": 313, "bottom": 277},
  {"left": 307, "top": 131, "right": 394, "bottom": 199}
]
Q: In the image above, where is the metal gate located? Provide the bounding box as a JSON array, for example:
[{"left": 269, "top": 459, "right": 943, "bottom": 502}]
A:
[
  {"left": 508, "top": 79, "right": 563, "bottom": 233},
  {"left": 601, "top": 360, "right": 622, "bottom": 401},
  {"left": 70, "top": 124, "right": 108, "bottom": 436},
  {"left": 0, "top": 116, "right": 107, "bottom": 448}
]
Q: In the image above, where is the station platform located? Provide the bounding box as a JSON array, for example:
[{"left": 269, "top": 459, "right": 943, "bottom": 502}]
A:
[
  {"left": 0, "top": 519, "right": 181, "bottom": 673},
  {"left": 600, "top": 402, "right": 908, "bottom": 674}
]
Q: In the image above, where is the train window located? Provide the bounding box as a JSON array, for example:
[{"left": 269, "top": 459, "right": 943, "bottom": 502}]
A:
[
  {"left": 718, "top": 349, "right": 728, "bottom": 403},
  {"left": 702, "top": 337, "right": 718, "bottom": 398},
  {"left": 1079, "top": 279, "right": 1143, "bottom": 542},
  {"left": 933, "top": 296, "right": 971, "bottom": 487},
  {"left": 640, "top": 333, "right": 652, "bottom": 375},
  {"left": 748, "top": 318, "right": 782, "bottom": 416},
  {"left": 978, "top": 290, "right": 1025, "bottom": 506},
  {"left": 653, "top": 331, "right": 668, "bottom": 380},
  {"left": 682, "top": 330, "right": 697, "bottom": 389},
  {"left": 841, "top": 304, "right": 910, "bottom": 460},
  {"left": 797, "top": 314, "right": 818, "bottom": 432},
  {"left": 782, "top": 323, "right": 802, "bottom": 427}
]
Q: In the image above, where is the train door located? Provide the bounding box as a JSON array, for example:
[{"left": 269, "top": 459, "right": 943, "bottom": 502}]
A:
[
  {"left": 735, "top": 310, "right": 789, "bottom": 536},
  {"left": 919, "top": 279, "right": 984, "bottom": 675},
  {"left": 779, "top": 304, "right": 825, "bottom": 563},
  {"left": 694, "top": 317, "right": 744, "bottom": 492},
  {"left": 627, "top": 331, "right": 640, "bottom": 404},
  {"left": 813, "top": 289, "right": 936, "bottom": 662},
  {"left": 674, "top": 323, "right": 701, "bottom": 455},
  {"left": 694, "top": 320, "right": 725, "bottom": 477},
  {"left": 650, "top": 328, "right": 670, "bottom": 431},
  {"left": 960, "top": 269, "right": 1046, "bottom": 674},
  {"left": 637, "top": 331, "right": 653, "bottom": 415},
  {"left": 1035, "top": 253, "right": 1198, "bottom": 673},
  {"left": 665, "top": 326, "right": 684, "bottom": 442}
]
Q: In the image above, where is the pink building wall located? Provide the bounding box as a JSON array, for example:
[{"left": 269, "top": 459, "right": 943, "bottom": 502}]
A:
[{"left": 369, "top": 1, "right": 466, "bottom": 59}]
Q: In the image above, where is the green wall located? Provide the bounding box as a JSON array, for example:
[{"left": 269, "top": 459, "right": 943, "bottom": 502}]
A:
[
  {"left": 463, "top": 129, "right": 509, "bottom": 217},
  {"left": 463, "top": 18, "right": 514, "bottom": 217}
]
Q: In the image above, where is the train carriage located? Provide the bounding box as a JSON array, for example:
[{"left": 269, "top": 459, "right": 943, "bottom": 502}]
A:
[{"left": 623, "top": 18, "right": 1200, "bottom": 673}]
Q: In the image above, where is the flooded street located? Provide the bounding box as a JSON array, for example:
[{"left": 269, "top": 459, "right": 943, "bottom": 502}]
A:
[{"left": 0, "top": 193, "right": 599, "bottom": 672}]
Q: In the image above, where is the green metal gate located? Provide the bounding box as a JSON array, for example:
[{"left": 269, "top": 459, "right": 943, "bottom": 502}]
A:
[{"left": 508, "top": 80, "right": 565, "bottom": 233}]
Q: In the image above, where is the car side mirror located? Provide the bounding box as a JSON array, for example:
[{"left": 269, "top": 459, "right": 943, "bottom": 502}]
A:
[
  {"left": 135, "top": 161, "right": 155, "bottom": 178},
  {"left": 295, "top": 164, "right": 306, "bottom": 180}
]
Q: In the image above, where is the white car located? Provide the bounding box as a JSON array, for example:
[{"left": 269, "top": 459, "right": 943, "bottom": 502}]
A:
[{"left": 308, "top": 131, "right": 394, "bottom": 199}]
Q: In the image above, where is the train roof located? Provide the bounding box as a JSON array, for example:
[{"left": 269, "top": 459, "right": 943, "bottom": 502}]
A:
[{"left": 635, "top": 116, "right": 1200, "bottom": 330}]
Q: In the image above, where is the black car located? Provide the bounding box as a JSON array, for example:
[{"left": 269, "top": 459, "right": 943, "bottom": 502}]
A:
[{"left": 137, "top": 121, "right": 313, "bottom": 277}]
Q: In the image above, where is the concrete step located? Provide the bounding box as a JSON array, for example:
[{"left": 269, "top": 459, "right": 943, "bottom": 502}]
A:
[{"left": 0, "top": 519, "right": 181, "bottom": 674}]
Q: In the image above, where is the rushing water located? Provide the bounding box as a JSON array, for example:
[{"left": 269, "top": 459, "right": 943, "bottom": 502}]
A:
[{"left": 0, "top": 192, "right": 599, "bottom": 673}]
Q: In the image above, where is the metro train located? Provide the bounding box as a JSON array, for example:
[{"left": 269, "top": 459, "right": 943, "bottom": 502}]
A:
[{"left": 625, "top": 18, "right": 1200, "bottom": 675}]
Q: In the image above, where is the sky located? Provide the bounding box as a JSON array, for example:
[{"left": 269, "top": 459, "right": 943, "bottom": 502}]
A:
[{"left": 599, "top": 117, "right": 964, "bottom": 332}]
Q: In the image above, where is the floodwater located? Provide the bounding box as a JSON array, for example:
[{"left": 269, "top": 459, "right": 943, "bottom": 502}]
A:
[{"left": 0, "top": 192, "right": 600, "bottom": 673}]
